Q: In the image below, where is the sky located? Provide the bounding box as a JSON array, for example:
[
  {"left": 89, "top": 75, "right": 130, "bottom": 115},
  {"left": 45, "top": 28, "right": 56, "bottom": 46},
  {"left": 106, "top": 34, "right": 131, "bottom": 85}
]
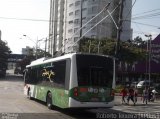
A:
[
  {"left": 0, "top": 0, "right": 50, "bottom": 54},
  {"left": 131, "top": 0, "right": 160, "bottom": 40},
  {"left": 0, "top": 0, "right": 160, "bottom": 54}
]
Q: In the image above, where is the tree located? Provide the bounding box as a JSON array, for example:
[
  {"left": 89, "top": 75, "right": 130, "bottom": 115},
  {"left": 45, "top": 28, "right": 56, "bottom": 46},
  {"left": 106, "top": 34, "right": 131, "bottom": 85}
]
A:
[
  {"left": 18, "top": 48, "right": 52, "bottom": 72},
  {"left": 18, "top": 55, "right": 35, "bottom": 73},
  {"left": 0, "top": 40, "right": 11, "bottom": 77},
  {"left": 0, "top": 40, "right": 11, "bottom": 63},
  {"left": 36, "top": 48, "right": 52, "bottom": 59},
  {"left": 133, "top": 36, "right": 143, "bottom": 46},
  {"left": 79, "top": 37, "right": 146, "bottom": 63}
]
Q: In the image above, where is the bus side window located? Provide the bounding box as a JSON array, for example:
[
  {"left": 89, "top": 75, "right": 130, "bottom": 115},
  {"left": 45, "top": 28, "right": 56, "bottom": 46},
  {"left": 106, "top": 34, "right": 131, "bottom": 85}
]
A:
[
  {"left": 53, "top": 61, "right": 66, "bottom": 88},
  {"left": 24, "top": 69, "right": 29, "bottom": 84},
  {"left": 24, "top": 68, "right": 34, "bottom": 84}
]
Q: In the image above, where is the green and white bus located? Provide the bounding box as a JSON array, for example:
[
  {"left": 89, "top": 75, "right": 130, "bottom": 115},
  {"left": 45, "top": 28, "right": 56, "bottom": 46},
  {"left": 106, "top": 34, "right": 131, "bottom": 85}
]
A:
[{"left": 24, "top": 53, "right": 115, "bottom": 109}]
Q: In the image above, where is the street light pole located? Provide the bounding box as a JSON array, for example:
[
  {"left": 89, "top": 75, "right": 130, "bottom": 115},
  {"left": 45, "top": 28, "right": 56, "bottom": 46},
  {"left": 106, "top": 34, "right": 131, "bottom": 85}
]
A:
[
  {"left": 145, "top": 34, "right": 152, "bottom": 86},
  {"left": 106, "top": 1, "right": 123, "bottom": 89},
  {"left": 23, "top": 35, "right": 36, "bottom": 44},
  {"left": 23, "top": 35, "right": 44, "bottom": 59},
  {"left": 44, "top": 38, "right": 48, "bottom": 57}
]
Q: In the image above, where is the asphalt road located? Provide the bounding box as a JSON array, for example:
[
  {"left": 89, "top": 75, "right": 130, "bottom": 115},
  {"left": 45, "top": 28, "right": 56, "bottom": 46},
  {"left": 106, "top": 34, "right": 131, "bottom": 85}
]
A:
[{"left": 0, "top": 73, "right": 160, "bottom": 119}]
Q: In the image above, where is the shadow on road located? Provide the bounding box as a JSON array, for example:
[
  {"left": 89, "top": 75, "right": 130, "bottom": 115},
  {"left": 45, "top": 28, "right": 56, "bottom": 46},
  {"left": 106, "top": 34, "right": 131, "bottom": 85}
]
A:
[
  {"left": 23, "top": 91, "right": 157, "bottom": 119},
  {"left": 30, "top": 100, "right": 155, "bottom": 119},
  {"left": 7, "top": 107, "right": 152, "bottom": 119},
  {"left": 1, "top": 74, "right": 156, "bottom": 119},
  {"left": 58, "top": 108, "right": 155, "bottom": 119}
]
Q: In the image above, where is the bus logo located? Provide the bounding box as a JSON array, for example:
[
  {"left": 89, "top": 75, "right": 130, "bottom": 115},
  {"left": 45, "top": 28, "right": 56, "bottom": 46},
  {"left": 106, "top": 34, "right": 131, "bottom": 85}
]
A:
[{"left": 42, "top": 69, "right": 55, "bottom": 82}]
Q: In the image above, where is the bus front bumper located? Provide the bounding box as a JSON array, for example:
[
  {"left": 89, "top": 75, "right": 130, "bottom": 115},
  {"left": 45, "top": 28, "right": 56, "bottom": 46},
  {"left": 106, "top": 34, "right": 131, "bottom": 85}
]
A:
[{"left": 68, "top": 97, "right": 114, "bottom": 108}]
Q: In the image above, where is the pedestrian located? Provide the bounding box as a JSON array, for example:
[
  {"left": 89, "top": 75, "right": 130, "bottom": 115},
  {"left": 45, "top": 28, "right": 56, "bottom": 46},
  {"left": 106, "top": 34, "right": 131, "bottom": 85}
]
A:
[
  {"left": 142, "top": 87, "right": 149, "bottom": 104},
  {"left": 127, "top": 86, "right": 135, "bottom": 105},
  {"left": 148, "top": 87, "right": 153, "bottom": 102},
  {"left": 120, "top": 87, "right": 127, "bottom": 104},
  {"left": 133, "top": 87, "right": 138, "bottom": 105},
  {"left": 152, "top": 88, "right": 158, "bottom": 101}
]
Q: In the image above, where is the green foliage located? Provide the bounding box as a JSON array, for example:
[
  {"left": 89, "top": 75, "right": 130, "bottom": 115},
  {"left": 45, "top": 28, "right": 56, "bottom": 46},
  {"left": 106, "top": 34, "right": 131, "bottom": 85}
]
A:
[
  {"left": 18, "top": 48, "right": 52, "bottom": 71},
  {"left": 0, "top": 40, "right": 11, "bottom": 69},
  {"left": 114, "top": 85, "right": 124, "bottom": 93},
  {"left": 79, "top": 37, "right": 146, "bottom": 63},
  {"left": 36, "top": 48, "right": 52, "bottom": 59},
  {"left": 18, "top": 55, "right": 35, "bottom": 72},
  {"left": 117, "top": 41, "right": 146, "bottom": 63}
]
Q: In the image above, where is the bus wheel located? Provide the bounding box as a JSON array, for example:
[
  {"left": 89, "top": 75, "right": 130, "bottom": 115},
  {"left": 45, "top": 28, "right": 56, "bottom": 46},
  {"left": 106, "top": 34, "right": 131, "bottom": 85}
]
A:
[{"left": 46, "top": 92, "right": 53, "bottom": 109}]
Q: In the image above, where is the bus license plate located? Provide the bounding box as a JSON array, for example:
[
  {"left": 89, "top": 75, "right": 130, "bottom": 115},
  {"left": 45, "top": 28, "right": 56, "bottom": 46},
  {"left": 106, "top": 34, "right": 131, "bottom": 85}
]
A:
[{"left": 91, "top": 97, "right": 99, "bottom": 101}]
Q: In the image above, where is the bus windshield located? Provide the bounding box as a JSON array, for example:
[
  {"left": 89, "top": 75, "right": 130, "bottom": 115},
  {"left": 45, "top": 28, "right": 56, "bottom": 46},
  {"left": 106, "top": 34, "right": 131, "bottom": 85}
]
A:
[{"left": 76, "top": 54, "right": 113, "bottom": 87}]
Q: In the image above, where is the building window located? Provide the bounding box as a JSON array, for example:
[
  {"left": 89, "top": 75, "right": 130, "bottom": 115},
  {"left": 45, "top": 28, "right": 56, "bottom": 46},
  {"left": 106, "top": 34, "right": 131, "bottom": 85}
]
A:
[
  {"left": 75, "top": 1, "right": 80, "bottom": 6},
  {"left": 82, "top": 8, "right": 87, "bottom": 12},
  {"left": 89, "top": 0, "right": 97, "bottom": 3},
  {"left": 73, "top": 46, "right": 77, "bottom": 51},
  {"left": 91, "top": 35, "right": 96, "bottom": 38},
  {"left": 82, "top": 26, "right": 86, "bottom": 30},
  {"left": 68, "top": 38, "right": 72, "bottom": 41},
  {"left": 82, "top": 17, "right": 86, "bottom": 22},
  {"left": 82, "top": 0, "right": 87, "bottom": 2},
  {"left": 69, "top": 12, "right": 73, "bottom": 16},
  {"left": 69, "top": 3, "right": 74, "bottom": 7},
  {"left": 74, "top": 37, "right": 79, "bottom": 42},
  {"left": 68, "top": 46, "right": 72, "bottom": 51},
  {"left": 91, "top": 6, "right": 97, "bottom": 13},
  {"left": 68, "top": 29, "right": 73, "bottom": 33},
  {"left": 75, "top": 10, "right": 80, "bottom": 16},
  {"left": 74, "top": 28, "right": 79, "bottom": 33},
  {"left": 69, "top": 20, "right": 73, "bottom": 24},
  {"left": 74, "top": 19, "right": 80, "bottom": 24},
  {"left": 88, "top": 6, "right": 97, "bottom": 14}
]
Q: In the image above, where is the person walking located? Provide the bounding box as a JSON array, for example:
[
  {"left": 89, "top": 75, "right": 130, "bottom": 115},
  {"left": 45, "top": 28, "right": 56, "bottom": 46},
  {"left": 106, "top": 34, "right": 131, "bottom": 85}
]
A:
[
  {"left": 152, "top": 88, "right": 158, "bottom": 102},
  {"left": 133, "top": 87, "right": 138, "bottom": 106},
  {"left": 142, "top": 87, "right": 149, "bottom": 104},
  {"left": 148, "top": 87, "right": 153, "bottom": 102},
  {"left": 120, "top": 87, "right": 127, "bottom": 104},
  {"left": 127, "top": 86, "right": 135, "bottom": 105}
]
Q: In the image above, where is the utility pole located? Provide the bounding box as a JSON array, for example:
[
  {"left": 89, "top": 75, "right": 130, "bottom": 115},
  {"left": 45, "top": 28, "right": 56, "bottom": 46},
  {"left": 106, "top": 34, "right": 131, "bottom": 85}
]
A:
[
  {"left": 80, "top": 0, "right": 83, "bottom": 38},
  {"left": 79, "top": 0, "right": 83, "bottom": 52},
  {"left": 44, "top": 38, "right": 47, "bottom": 57},
  {"left": 115, "top": 0, "right": 124, "bottom": 57},
  {"left": 107, "top": 0, "right": 123, "bottom": 89},
  {"left": 145, "top": 34, "right": 152, "bottom": 86}
]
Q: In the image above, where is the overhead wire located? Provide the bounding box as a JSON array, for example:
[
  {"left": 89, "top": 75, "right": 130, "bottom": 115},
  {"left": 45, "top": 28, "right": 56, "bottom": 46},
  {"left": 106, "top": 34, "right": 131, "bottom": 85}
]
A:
[
  {"left": 132, "top": 12, "right": 160, "bottom": 20},
  {"left": 0, "top": 17, "right": 49, "bottom": 22},
  {"left": 56, "top": 0, "right": 123, "bottom": 55},
  {"left": 133, "top": 8, "right": 160, "bottom": 17},
  {"left": 130, "top": 2, "right": 160, "bottom": 38},
  {"left": 124, "top": 0, "right": 137, "bottom": 21}
]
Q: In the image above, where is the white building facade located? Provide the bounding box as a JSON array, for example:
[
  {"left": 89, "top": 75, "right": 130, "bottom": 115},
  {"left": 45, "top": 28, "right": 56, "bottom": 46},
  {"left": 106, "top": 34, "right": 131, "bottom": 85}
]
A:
[
  {"left": 49, "top": 0, "right": 132, "bottom": 56},
  {"left": 22, "top": 46, "right": 34, "bottom": 55}
]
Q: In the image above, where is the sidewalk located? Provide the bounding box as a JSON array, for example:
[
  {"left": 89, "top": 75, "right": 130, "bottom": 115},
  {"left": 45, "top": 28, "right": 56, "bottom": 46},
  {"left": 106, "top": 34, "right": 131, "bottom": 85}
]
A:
[{"left": 114, "top": 95, "right": 160, "bottom": 106}]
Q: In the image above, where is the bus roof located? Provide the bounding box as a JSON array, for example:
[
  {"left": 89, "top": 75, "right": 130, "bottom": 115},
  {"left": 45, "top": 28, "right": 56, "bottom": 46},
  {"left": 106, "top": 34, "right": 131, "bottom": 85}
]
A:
[
  {"left": 26, "top": 53, "right": 113, "bottom": 68},
  {"left": 26, "top": 53, "right": 75, "bottom": 68}
]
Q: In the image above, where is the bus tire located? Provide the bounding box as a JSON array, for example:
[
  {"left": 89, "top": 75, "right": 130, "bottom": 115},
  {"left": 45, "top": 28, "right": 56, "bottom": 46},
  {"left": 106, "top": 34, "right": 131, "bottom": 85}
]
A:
[{"left": 46, "top": 92, "right": 53, "bottom": 109}]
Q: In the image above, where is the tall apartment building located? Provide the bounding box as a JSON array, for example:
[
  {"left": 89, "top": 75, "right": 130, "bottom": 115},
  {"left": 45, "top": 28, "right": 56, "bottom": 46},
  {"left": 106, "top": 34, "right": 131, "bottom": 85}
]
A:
[
  {"left": 48, "top": 0, "right": 132, "bottom": 56},
  {"left": 0, "top": 30, "right": 1, "bottom": 41}
]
